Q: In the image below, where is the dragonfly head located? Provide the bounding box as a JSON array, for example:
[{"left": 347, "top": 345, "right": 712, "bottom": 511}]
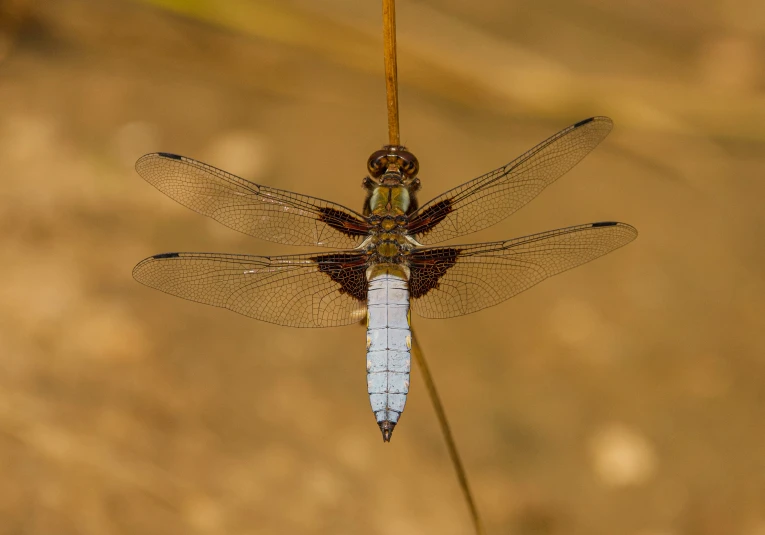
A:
[{"left": 367, "top": 145, "right": 419, "bottom": 186}]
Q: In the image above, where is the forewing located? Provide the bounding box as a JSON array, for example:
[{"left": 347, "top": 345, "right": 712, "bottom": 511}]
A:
[
  {"left": 409, "top": 222, "right": 637, "bottom": 319},
  {"left": 407, "top": 117, "right": 613, "bottom": 243},
  {"left": 133, "top": 251, "right": 369, "bottom": 328},
  {"left": 136, "top": 153, "right": 371, "bottom": 249}
]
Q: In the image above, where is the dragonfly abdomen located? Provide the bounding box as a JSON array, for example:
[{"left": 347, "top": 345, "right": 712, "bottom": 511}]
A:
[{"left": 366, "top": 265, "right": 411, "bottom": 442}]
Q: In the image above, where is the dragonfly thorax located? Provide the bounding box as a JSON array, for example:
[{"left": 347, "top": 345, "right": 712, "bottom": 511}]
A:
[
  {"left": 368, "top": 185, "right": 411, "bottom": 215},
  {"left": 361, "top": 214, "right": 414, "bottom": 263}
]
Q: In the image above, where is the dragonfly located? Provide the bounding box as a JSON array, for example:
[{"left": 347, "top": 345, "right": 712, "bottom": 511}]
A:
[{"left": 133, "top": 116, "right": 637, "bottom": 442}]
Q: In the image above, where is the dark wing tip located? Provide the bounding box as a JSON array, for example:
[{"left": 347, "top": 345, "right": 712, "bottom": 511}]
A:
[
  {"left": 132, "top": 252, "right": 181, "bottom": 283},
  {"left": 591, "top": 221, "right": 639, "bottom": 241},
  {"left": 135, "top": 152, "right": 183, "bottom": 173},
  {"left": 574, "top": 117, "right": 595, "bottom": 128},
  {"left": 135, "top": 152, "right": 183, "bottom": 178},
  {"left": 156, "top": 152, "right": 183, "bottom": 160},
  {"left": 573, "top": 116, "right": 613, "bottom": 129}
]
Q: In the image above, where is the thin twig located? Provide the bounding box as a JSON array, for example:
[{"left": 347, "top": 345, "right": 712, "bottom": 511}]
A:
[
  {"left": 381, "top": 1, "right": 482, "bottom": 531},
  {"left": 411, "top": 328, "right": 486, "bottom": 535},
  {"left": 382, "top": 0, "right": 400, "bottom": 145}
]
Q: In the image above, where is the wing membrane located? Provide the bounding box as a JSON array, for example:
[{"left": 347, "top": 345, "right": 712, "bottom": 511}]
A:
[
  {"left": 133, "top": 251, "right": 369, "bottom": 327},
  {"left": 136, "top": 153, "right": 371, "bottom": 249},
  {"left": 409, "top": 221, "right": 637, "bottom": 318},
  {"left": 407, "top": 117, "right": 613, "bottom": 243}
]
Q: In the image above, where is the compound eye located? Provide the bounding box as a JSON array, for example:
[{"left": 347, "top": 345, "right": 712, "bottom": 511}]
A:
[
  {"left": 398, "top": 152, "right": 419, "bottom": 177},
  {"left": 367, "top": 150, "right": 388, "bottom": 178}
]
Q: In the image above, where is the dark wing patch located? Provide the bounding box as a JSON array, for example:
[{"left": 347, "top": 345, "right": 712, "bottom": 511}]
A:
[
  {"left": 405, "top": 199, "right": 453, "bottom": 237},
  {"left": 152, "top": 252, "right": 180, "bottom": 259},
  {"left": 409, "top": 247, "right": 460, "bottom": 298},
  {"left": 314, "top": 252, "right": 369, "bottom": 301},
  {"left": 318, "top": 207, "right": 373, "bottom": 238}
]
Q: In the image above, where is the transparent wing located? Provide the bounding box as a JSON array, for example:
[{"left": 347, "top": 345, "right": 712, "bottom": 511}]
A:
[
  {"left": 133, "top": 251, "right": 370, "bottom": 328},
  {"left": 409, "top": 221, "right": 637, "bottom": 319},
  {"left": 407, "top": 117, "right": 613, "bottom": 244},
  {"left": 136, "top": 153, "right": 372, "bottom": 249}
]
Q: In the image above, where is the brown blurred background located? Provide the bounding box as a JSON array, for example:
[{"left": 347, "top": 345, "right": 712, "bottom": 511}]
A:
[{"left": 1, "top": 0, "right": 764, "bottom": 534}]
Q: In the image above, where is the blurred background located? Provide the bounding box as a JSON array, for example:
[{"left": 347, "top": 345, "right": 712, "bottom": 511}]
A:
[{"left": 1, "top": 0, "right": 764, "bottom": 534}]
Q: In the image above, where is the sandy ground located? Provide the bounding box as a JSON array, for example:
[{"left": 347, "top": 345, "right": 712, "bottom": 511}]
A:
[{"left": 0, "top": 1, "right": 764, "bottom": 534}]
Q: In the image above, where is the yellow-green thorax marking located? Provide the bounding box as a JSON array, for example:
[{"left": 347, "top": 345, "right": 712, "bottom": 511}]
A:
[
  {"left": 368, "top": 185, "right": 412, "bottom": 216},
  {"left": 367, "top": 186, "right": 414, "bottom": 259}
]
